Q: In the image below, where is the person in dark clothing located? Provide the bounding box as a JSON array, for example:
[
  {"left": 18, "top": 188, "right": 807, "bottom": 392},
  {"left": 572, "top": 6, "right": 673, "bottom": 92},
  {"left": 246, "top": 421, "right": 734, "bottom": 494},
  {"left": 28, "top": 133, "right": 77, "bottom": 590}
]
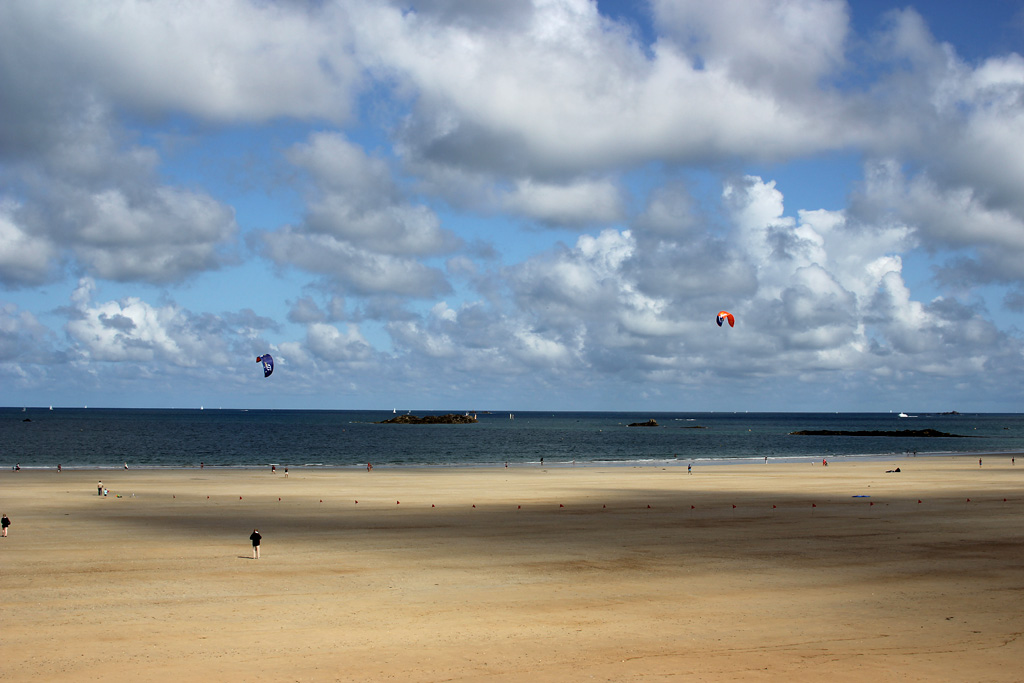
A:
[
  {"left": 1, "top": 514, "right": 9, "bottom": 537},
  {"left": 250, "top": 529, "right": 261, "bottom": 559}
]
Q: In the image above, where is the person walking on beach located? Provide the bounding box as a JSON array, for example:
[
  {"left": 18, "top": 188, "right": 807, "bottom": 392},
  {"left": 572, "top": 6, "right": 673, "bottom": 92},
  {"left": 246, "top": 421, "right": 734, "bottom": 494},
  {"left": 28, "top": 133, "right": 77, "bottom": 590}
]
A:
[
  {"left": 250, "top": 529, "right": 261, "bottom": 559},
  {"left": 688, "top": 463, "right": 692, "bottom": 475},
  {"left": 97, "top": 481, "right": 103, "bottom": 496},
  {"left": 1, "top": 514, "right": 10, "bottom": 537}
]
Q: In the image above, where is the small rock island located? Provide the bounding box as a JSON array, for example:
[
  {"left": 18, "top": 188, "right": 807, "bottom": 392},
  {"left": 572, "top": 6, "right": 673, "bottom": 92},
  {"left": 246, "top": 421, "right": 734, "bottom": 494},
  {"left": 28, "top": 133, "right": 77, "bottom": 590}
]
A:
[
  {"left": 627, "top": 419, "right": 659, "bottom": 427},
  {"left": 789, "top": 428, "right": 969, "bottom": 438},
  {"left": 378, "top": 413, "right": 479, "bottom": 424}
]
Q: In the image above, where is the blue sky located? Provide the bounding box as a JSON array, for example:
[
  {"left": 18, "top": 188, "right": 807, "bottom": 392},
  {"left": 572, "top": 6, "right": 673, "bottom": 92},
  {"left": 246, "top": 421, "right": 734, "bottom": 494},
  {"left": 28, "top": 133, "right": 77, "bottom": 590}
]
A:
[{"left": 3, "top": 0, "right": 1024, "bottom": 412}]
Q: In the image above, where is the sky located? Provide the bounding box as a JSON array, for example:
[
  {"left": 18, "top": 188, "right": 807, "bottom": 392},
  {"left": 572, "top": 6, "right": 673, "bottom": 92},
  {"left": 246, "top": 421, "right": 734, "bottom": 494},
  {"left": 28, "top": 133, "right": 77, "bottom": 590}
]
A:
[{"left": 2, "top": 0, "right": 1024, "bottom": 413}]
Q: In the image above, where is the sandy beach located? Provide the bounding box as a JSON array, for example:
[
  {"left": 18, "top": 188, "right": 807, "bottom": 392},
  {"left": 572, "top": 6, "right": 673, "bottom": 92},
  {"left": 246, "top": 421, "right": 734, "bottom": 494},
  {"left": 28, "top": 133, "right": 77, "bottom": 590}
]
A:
[{"left": 2, "top": 457, "right": 1022, "bottom": 681}]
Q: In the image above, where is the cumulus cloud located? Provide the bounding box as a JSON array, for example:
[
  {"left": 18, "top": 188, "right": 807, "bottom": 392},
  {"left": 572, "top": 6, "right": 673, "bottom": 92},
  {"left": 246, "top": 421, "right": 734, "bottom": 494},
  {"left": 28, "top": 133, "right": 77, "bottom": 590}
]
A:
[
  {"left": 0, "top": 95, "right": 238, "bottom": 285},
  {"left": 371, "top": 0, "right": 856, "bottom": 189},
  {"left": 0, "top": 199, "right": 60, "bottom": 287},
  {"left": 651, "top": 0, "right": 850, "bottom": 94},
  {"left": 259, "top": 132, "right": 458, "bottom": 297},
  {"left": 65, "top": 279, "right": 234, "bottom": 366},
  {"left": 260, "top": 227, "right": 453, "bottom": 298},
  {"left": 305, "top": 322, "right": 374, "bottom": 363},
  {"left": 0, "top": 302, "right": 61, "bottom": 364},
  {"left": 853, "top": 160, "right": 1024, "bottom": 287},
  {"left": 286, "top": 133, "right": 460, "bottom": 256},
  {"left": 501, "top": 177, "right": 625, "bottom": 227},
  {"left": 0, "top": 0, "right": 362, "bottom": 130}
]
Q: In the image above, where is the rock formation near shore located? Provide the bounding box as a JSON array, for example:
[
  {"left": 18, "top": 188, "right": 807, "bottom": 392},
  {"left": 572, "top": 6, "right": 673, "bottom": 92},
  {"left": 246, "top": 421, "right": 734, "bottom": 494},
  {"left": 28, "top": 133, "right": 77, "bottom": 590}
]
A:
[
  {"left": 378, "top": 413, "right": 478, "bottom": 424},
  {"left": 627, "top": 419, "right": 659, "bottom": 427},
  {"left": 789, "top": 428, "right": 969, "bottom": 438}
]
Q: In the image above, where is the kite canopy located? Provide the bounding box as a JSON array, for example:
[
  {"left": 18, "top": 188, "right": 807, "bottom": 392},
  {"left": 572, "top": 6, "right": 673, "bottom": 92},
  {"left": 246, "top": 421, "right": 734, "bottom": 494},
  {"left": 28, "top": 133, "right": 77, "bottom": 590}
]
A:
[
  {"left": 716, "top": 311, "right": 735, "bottom": 328},
  {"left": 257, "top": 354, "right": 274, "bottom": 377}
]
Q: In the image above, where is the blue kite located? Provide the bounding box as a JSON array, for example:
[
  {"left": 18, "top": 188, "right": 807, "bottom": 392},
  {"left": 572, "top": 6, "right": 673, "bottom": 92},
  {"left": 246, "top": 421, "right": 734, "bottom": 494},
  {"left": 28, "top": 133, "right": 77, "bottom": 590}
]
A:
[{"left": 257, "top": 354, "right": 274, "bottom": 378}]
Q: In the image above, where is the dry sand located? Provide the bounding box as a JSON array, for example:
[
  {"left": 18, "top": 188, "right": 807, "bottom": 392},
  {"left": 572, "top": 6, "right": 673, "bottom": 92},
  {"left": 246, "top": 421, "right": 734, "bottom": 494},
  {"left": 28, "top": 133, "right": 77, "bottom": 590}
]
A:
[{"left": 2, "top": 457, "right": 1022, "bottom": 682}]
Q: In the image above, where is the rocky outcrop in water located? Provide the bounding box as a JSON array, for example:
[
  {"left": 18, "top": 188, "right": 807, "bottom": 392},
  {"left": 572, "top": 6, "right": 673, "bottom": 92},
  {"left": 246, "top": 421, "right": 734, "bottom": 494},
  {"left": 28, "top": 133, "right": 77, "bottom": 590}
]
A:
[
  {"left": 789, "top": 428, "right": 970, "bottom": 438},
  {"left": 378, "top": 413, "right": 478, "bottom": 424},
  {"left": 627, "top": 419, "right": 659, "bottom": 427}
]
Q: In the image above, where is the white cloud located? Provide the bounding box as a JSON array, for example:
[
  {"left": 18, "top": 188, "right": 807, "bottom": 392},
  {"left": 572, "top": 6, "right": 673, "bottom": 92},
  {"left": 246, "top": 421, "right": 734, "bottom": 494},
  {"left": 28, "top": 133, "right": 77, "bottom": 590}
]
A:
[
  {"left": 502, "top": 177, "right": 624, "bottom": 227},
  {"left": 65, "top": 278, "right": 231, "bottom": 366},
  {"left": 71, "top": 187, "right": 237, "bottom": 283},
  {"left": 306, "top": 322, "right": 373, "bottom": 363},
  {"left": 369, "top": 0, "right": 856, "bottom": 185},
  {"left": 259, "top": 132, "right": 460, "bottom": 297},
  {"left": 651, "top": 0, "right": 849, "bottom": 94},
  {"left": 261, "top": 228, "right": 452, "bottom": 298},
  {"left": 0, "top": 199, "right": 59, "bottom": 286},
  {"left": 0, "top": 0, "right": 362, "bottom": 125},
  {"left": 0, "top": 302, "right": 58, "bottom": 363}
]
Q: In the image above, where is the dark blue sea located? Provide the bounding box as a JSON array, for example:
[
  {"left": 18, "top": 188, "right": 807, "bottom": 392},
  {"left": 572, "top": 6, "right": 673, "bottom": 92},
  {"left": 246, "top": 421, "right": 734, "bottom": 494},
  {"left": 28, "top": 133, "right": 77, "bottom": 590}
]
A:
[{"left": 3, "top": 408, "right": 1023, "bottom": 470}]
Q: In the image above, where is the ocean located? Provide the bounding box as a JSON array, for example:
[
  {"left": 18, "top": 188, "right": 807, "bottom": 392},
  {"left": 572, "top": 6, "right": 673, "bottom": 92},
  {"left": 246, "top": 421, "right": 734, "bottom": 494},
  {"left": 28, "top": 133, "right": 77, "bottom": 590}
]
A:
[{"left": 3, "top": 408, "right": 1023, "bottom": 470}]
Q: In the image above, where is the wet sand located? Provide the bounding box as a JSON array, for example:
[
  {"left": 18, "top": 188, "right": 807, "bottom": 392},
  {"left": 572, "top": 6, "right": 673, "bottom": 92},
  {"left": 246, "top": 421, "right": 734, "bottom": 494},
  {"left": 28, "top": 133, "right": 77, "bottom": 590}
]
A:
[{"left": 2, "top": 457, "right": 1022, "bottom": 681}]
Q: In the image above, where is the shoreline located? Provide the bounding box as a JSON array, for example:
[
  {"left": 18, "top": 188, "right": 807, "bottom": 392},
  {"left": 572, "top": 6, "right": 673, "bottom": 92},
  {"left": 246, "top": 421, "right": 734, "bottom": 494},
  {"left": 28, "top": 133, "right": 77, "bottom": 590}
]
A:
[{"left": 7, "top": 448, "right": 1022, "bottom": 472}]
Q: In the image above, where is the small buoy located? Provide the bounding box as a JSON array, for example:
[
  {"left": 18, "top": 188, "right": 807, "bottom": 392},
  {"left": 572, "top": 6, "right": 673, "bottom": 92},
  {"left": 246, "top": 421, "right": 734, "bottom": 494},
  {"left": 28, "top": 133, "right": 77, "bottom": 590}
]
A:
[
  {"left": 559, "top": 504, "right": 564, "bottom": 508},
  {"left": 517, "top": 505, "right": 521, "bottom": 509},
  {"left": 966, "top": 498, "right": 971, "bottom": 502},
  {"left": 602, "top": 504, "right": 606, "bottom": 508},
  {"left": 278, "top": 498, "right": 281, "bottom": 502},
  {"left": 869, "top": 501, "right": 874, "bottom": 506},
  {"left": 239, "top": 496, "right": 242, "bottom": 500},
  {"left": 431, "top": 504, "right": 435, "bottom": 508},
  {"left": 647, "top": 505, "right": 651, "bottom": 509},
  {"left": 772, "top": 505, "right": 776, "bottom": 509},
  {"left": 320, "top": 499, "right": 323, "bottom": 503},
  {"left": 355, "top": 500, "right": 358, "bottom": 504},
  {"left": 472, "top": 504, "right": 476, "bottom": 508},
  {"left": 396, "top": 501, "right": 400, "bottom": 505},
  {"left": 732, "top": 504, "right": 736, "bottom": 509},
  {"left": 918, "top": 500, "right": 922, "bottom": 503},
  {"left": 690, "top": 505, "right": 695, "bottom": 509},
  {"left": 812, "top": 503, "right": 816, "bottom": 508}
]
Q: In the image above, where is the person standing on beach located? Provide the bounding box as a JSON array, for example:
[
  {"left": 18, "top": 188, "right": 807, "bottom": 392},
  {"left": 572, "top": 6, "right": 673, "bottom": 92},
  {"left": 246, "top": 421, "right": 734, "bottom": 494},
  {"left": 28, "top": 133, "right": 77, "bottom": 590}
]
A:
[
  {"left": 250, "top": 529, "right": 261, "bottom": 559},
  {"left": 97, "top": 481, "right": 103, "bottom": 496},
  {"left": 1, "top": 514, "right": 9, "bottom": 537}
]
